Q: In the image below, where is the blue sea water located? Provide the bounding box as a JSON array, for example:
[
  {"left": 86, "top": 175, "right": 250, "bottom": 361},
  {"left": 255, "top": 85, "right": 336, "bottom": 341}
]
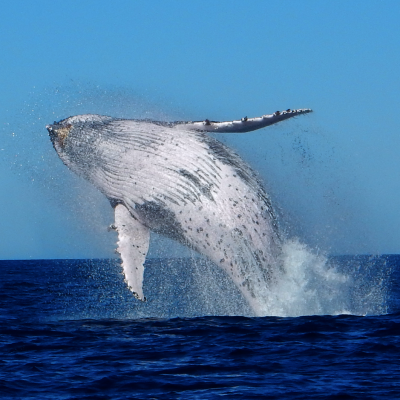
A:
[{"left": 1, "top": 255, "right": 399, "bottom": 399}]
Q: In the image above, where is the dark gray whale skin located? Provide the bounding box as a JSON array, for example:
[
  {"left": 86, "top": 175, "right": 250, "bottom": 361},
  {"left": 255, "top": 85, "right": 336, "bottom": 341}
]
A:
[{"left": 47, "top": 108, "right": 312, "bottom": 315}]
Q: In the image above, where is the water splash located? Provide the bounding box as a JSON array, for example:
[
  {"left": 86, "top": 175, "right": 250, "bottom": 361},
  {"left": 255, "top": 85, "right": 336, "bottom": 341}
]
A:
[
  {"left": 181, "top": 238, "right": 389, "bottom": 318},
  {"left": 256, "top": 238, "right": 389, "bottom": 317},
  {"left": 49, "top": 244, "right": 390, "bottom": 321}
]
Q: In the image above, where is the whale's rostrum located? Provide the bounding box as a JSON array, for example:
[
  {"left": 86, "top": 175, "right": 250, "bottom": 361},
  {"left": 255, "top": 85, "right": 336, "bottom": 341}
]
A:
[{"left": 47, "top": 108, "right": 312, "bottom": 315}]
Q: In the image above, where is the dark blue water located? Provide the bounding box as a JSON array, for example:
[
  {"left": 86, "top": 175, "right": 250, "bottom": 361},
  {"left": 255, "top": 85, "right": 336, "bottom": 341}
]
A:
[{"left": 1, "top": 256, "right": 399, "bottom": 399}]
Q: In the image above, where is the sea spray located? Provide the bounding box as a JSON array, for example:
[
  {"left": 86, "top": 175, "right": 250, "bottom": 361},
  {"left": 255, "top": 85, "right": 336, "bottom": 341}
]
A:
[
  {"left": 45, "top": 248, "right": 389, "bottom": 320},
  {"left": 183, "top": 238, "right": 389, "bottom": 318},
  {"left": 258, "top": 238, "right": 351, "bottom": 317},
  {"left": 245, "top": 238, "right": 389, "bottom": 317}
]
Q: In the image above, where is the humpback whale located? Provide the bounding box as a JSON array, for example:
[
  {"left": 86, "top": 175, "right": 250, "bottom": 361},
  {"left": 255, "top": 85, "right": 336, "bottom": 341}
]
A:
[{"left": 47, "top": 108, "right": 311, "bottom": 315}]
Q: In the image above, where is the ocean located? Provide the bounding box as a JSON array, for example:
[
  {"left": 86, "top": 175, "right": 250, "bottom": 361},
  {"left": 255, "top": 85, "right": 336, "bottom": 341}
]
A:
[{"left": 1, "top": 254, "right": 399, "bottom": 399}]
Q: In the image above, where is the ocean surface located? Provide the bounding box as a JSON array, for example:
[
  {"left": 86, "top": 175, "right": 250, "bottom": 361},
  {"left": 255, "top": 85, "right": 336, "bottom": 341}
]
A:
[{"left": 1, "top": 254, "right": 399, "bottom": 399}]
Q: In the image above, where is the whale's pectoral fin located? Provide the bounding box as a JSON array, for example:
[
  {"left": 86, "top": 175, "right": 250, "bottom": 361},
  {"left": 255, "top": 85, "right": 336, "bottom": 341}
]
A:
[
  {"left": 173, "top": 108, "right": 312, "bottom": 133},
  {"left": 114, "top": 203, "right": 150, "bottom": 301}
]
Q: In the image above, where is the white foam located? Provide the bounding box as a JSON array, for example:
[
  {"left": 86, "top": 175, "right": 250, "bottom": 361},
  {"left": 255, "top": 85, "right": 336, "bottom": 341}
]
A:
[{"left": 251, "top": 238, "right": 388, "bottom": 317}]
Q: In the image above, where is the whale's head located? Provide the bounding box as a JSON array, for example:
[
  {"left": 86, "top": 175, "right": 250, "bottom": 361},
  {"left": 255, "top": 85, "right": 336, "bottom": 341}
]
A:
[{"left": 47, "top": 114, "right": 114, "bottom": 176}]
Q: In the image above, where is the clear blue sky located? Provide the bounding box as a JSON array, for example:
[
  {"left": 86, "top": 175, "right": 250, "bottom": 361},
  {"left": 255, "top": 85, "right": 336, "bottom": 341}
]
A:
[{"left": 1, "top": 0, "right": 400, "bottom": 258}]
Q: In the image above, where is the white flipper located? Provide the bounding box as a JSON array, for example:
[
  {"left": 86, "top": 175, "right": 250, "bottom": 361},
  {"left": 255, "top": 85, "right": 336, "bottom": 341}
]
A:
[
  {"left": 114, "top": 203, "right": 150, "bottom": 301},
  {"left": 173, "top": 108, "right": 312, "bottom": 133}
]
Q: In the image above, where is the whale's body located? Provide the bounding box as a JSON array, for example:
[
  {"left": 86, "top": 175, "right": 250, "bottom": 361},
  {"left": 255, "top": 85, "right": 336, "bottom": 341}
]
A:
[{"left": 47, "top": 109, "right": 311, "bottom": 315}]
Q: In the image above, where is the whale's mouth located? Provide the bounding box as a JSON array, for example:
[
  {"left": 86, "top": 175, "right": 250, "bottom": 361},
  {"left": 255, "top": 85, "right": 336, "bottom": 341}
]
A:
[{"left": 47, "top": 123, "right": 72, "bottom": 148}]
